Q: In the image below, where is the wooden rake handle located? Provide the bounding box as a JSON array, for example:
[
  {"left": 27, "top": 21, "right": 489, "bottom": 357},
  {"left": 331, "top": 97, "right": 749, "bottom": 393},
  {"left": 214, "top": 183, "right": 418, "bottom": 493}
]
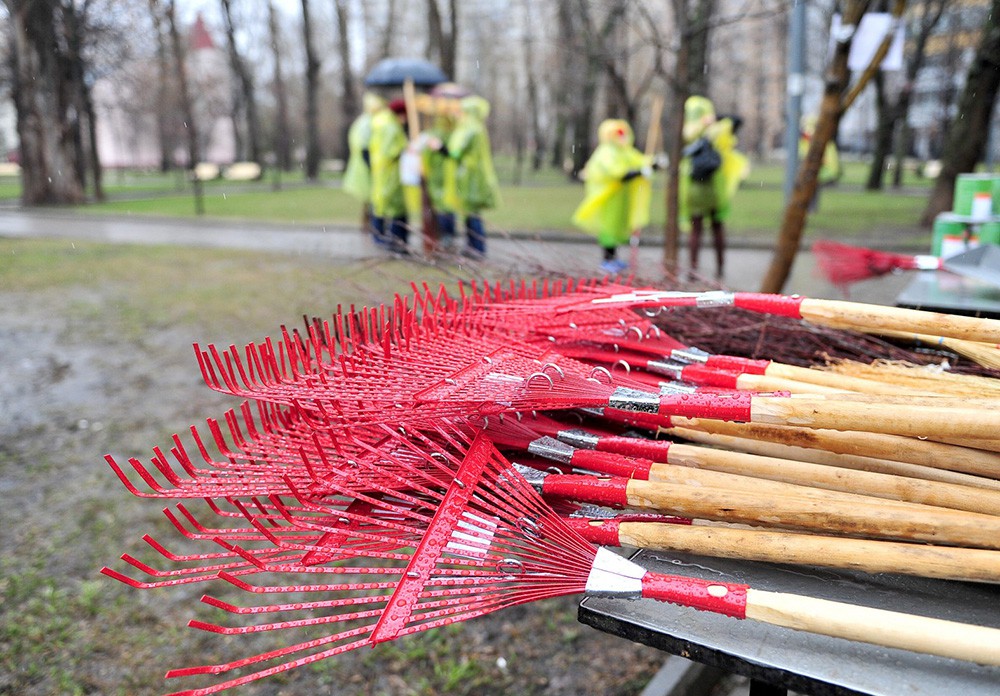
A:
[
  {"left": 745, "top": 589, "right": 1000, "bottom": 666},
  {"left": 617, "top": 522, "right": 1000, "bottom": 583},
  {"left": 768, "top": 295, "right": 1000, "bottom": 344},
  {"left": 637, "top": 570, "right": 1000, "bottom": 665}
]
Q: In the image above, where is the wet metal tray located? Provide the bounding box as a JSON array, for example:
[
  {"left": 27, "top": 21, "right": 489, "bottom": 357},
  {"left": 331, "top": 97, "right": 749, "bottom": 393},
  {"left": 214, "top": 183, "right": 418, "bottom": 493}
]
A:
[
  {"left": 895, "top": 270, "right": 1000, "bottom": 319},
  {"left": 578, "top": 549, "right": 1000, "bottom": 696}
]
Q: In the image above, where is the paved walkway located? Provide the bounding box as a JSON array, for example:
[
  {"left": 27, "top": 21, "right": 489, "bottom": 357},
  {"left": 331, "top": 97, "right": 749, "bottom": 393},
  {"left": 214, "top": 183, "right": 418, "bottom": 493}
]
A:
[{"left": 0, "top": 208, "right": 913, "bottom": 305}]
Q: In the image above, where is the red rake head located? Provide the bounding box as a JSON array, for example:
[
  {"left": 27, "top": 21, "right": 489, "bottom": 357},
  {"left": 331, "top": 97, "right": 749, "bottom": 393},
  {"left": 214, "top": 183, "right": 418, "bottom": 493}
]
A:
[
  {"left": 109, "top": 425, "right": 599, "bottom": 694},
  {"left": 812, "top": 239, "right": 929, "bottom": 286}
]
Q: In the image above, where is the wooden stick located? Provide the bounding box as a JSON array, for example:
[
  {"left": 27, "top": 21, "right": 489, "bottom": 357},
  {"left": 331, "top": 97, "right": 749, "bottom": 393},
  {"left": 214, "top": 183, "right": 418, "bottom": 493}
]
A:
[
  {"left": 667, "top": 425, "right": 1000, "bottom": 493},
  {"left": 733, "top": 373, "right": 850, "bottom": 394},
  {"left": 632, "top": 459, "right": 953, "bottom": 514},
  {"left": 617, "top": 522, "right": 1000, "bottom": 583},
  {"left": 797, "top": 297, "right": 1000, "bottom": 343},
  {"left": 664, "top": 419, "right": 1000, "bottom": 483},
  {"left": 749, "top": 393, "right": 1000, "bottom": 440},
  {"left": 764, "top": 361, "right": 941, "bottom": 396},
  {"left": 654, "top": 441, "right": 1000, "bottom": 516},
  {"left": 744, "top": 590, "right": 1000, "bottom": 666},
  {"left": 622, "top": 479, "right": 1000, "bottom": 548}
]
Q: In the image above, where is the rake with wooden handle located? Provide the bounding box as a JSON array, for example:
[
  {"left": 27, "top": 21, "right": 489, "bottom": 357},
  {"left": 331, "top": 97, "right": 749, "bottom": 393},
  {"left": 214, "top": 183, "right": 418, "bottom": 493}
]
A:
[
  {"left": 198, "top": 303, "right": 1000, "bottom": 442},
  {"left": 500, "top": 413, "right": 1000, "bottom": 516},
  {"left": 564, "top": 510, "right": 1000, "bottom": 584},
  {"left": 106, "top": 423, "right": 1000, "bottom": 695},
  {"left": 572, "top": 288, "right": 1000, "bottom": 344}
]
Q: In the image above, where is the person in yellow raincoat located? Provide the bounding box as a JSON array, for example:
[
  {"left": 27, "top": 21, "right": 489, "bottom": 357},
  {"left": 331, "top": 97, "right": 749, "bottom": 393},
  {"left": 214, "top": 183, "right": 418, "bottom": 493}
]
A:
[
  {"left": 421, "top": 88, "right": 463, "bottom": 251},
  {"left": 369, "top": 98, "right": 410, "bottom": 252},
  {"left": 443, "top": 95, "right": 501, "bottom": 258},
  {"left": 342, "top": 92, "right": 385, "bottom": 205},
  {"left": 572, "top": 119, "right": 653, "bottom": 274},
  {"left": 680, "top": 95, "right": 749, "bottom": 278},
  {"left": 799, "top": 113, "right": 842, "bottom": 211}
]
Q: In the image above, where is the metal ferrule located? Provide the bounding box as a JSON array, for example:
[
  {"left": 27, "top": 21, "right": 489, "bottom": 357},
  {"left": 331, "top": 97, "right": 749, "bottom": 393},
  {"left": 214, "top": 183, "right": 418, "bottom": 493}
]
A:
[
  {"left": 644, "top": 359, "right": 684, "bottom": 379},
  {"left": 585, "top": 547, "right": 646, "bottom": 598},
  {"left": 510, "top": 463, "right": 548, "bottom": 491},
  {"left": 568, "top": 503, "right": 621, "bottom": 520},
  {"left": 670, "top": 346, "right": 711, "bottom": 364},
  {"left": 608, "top": 387, "right": 661, "bottom": 414},
  {"left": 557, "top": 429, "right": 601, "bottom": 450},
  {"left": 694, "top": 291, "right": 735, "bottom": 308},
  {"left": 659, "top": 382, "right": 699, "bottom": 395},
  {"left": 914, "top": 255, "right": 940, "bottom": 270},
  {"left": 526, "top": 436, "right": 576, "bottom": 464}
]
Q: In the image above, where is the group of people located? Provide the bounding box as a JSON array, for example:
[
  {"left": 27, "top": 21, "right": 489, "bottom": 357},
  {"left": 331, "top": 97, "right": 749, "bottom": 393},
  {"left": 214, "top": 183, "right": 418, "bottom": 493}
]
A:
[
  {"left": 343, "top": 86, "right": 501, "bottom": 259},
  {"left": 344, "top": 89, "right": 748, "bottom": 276},
  {"left": 574, "top": 94, "right": 748, "bottom": 278}
]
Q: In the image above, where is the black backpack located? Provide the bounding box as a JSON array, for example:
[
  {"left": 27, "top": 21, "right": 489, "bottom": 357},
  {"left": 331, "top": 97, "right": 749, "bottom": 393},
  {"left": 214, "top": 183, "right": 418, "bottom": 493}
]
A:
[{"left": 686, "top": 137, "right": 722, "bottom": 182}]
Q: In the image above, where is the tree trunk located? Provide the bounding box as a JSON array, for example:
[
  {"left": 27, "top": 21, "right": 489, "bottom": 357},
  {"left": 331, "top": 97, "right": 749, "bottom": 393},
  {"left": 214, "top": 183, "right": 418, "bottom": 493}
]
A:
[
  {"left": 147, "top": 0, "right": 173, "bottom": 172},
  {"left": 301, "top": 0, "right": 322, "bottom": 180},
  {"left": 221, "top": 0, "right": 262, "bottom": 164},
  {"left": 865, "top": 71, "right": 894, "bottom": 190},
  {"left": 760, "top": 1, "right": 905, "bottom": 294},
  {"left": 378, "top": 0, "right": 397, "bottom": 62},
  {"left": 662, "top": 0, "right": 717, "bottom": 273},
  {"left": 268, "top": 1, "right": 292, "bottom": 172},
  {"left": 445, "top": 0, "right": 458, "bottom": 79},
  {"left": 521, "top": 0, "right": 544, "bottom": 171},
  {"left": 165, "top": 0, "right": 204, "bottom": 215},
  {"left": 920, "top": 0, "right": 1000, "bottom": 226},
  {"left": 333, "top": 0, "right": 358, "bottom": 161},
  {"left": 6, "top": 0, "right": 84, "bottom": 205}
]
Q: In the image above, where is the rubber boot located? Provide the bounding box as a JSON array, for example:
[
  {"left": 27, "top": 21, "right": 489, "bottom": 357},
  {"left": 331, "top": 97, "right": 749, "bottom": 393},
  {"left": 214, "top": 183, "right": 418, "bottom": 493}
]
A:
[
  {"left": 465, "top": 215, "right": 486, "bottom": 258},
  {"left": 389, "top": 216, "right": 409, "bottom": 254},
  {"left": 711, "top": 219, "right": 726, "bottom": 279},
  {"left": 689, "top": 216, "right": 704, "bottom": 272},
  {"left": 371, "top": 216, "right": 388, "bottom": 246}
]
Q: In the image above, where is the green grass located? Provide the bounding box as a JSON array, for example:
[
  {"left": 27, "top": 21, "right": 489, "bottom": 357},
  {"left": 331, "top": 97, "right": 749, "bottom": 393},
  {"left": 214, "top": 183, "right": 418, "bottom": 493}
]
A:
[
  {"left": 76, "top": 165, "right": 930, "bottom": 241},
  {"left": 0, "top": 237, "right": 452, "bottom": 344}
]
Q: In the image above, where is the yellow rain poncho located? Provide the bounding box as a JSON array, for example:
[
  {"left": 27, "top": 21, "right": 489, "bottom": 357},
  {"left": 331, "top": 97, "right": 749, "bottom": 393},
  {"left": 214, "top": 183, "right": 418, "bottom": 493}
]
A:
[
  {"left": 443, "top": 96, "right": 501, "bottom": 215},
  {"left": 679, "top": 96, "right": 749, "bottom": 226},
  {"left": 369, "top": 106, "right": 408, "bottom": 219},
  {"left": 572, "top": 119, "right": 652, "bottom": 248},
  {"left": 799, "top": 114, "right": 842, "bottom": 186},
  {"left": 342, "top": 93, "right": 384, "bottom": 202}
]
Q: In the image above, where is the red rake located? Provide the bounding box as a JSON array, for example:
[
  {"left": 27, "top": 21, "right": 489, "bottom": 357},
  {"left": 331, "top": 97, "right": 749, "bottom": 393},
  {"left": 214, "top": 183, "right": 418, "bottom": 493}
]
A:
[
  {"left": 196, "top": 300, "right": 1000, "bottom": 441},
  {"left": 106, "top": 422, "right": 1000, "bottom": 695},
  {"left": 542, "top": 286, "right": 1000, "bottom": 344},
  {"left": 813, "top": 239, "right": 943, "bottom": 288}
]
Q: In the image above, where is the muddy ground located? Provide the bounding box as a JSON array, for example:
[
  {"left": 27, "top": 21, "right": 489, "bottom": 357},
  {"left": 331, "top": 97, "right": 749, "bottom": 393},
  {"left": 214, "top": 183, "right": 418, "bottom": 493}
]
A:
[{"left": 0, "top": 241, "right": 750, "bottom": 696}]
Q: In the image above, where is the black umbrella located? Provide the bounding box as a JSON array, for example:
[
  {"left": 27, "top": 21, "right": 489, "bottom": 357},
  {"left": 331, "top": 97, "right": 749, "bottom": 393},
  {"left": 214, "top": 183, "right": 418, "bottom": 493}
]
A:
[{"left": 364, "top": 58, "right": 448, "bottom": 88}]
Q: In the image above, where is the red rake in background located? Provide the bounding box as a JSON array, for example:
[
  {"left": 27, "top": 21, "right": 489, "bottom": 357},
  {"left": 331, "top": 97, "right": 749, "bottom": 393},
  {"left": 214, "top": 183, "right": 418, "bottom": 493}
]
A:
[
  {"left": 812, "top": 239, "right": 944, "bottom": 288},
  {"left": 104, "top": 422, "right": 1000, "bottom": 695}
]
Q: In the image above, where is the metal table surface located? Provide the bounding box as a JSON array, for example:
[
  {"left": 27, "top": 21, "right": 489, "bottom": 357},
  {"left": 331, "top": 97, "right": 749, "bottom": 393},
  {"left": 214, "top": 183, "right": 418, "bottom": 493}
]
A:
[
  {"left": 894, "top": 270, "right": 1000, "bottom": 318},
  {"left": 578, "top": 549, "right": 1000, "bottom": 696}
]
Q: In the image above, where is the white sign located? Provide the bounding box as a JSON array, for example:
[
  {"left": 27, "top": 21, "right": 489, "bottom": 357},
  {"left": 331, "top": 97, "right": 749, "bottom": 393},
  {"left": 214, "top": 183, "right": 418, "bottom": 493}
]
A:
[{"left": 831, "top": 13, "right": 905, "bottom": 72}]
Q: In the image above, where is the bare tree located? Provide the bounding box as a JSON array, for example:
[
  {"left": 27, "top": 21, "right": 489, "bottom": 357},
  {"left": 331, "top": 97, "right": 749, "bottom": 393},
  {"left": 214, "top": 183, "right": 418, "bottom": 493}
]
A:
[
  {"left": 267, "top": 1, "right": 291, "bottom": 172},
  {"left": 425, "top": 0, "right": 457, "bottom": 78},
  {"left": 4, "top": 0, "right": 85, "bottom": 204},
  {"left": 333, "top": 0, "right": 358, "bottom": 159},
  {"left": 660, "top": 0, "right": 718, "bottom": 271},
  {"left": 865, "top": 0, "right": 945, "bottom": 190},
  {"left": 147, "top": 0, "right": 172, "bottom": 172},
  {"left": 761, "top": 0, "right": 908, "bottom": 294},
  {"left": 220, "top": 0, "right": 262, "bottom": 164},
  {"left": 301, "top": 0, "right": 321, "bottom": 180},
  {"left": 164, "top": 0, "right": 204, "bottom": 214},
  {"left": 520, "top": 0, "right": 545, "bottom": 171},
  {"left": 920, "top": 0, "right": 1000, "bottom": 224}
]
